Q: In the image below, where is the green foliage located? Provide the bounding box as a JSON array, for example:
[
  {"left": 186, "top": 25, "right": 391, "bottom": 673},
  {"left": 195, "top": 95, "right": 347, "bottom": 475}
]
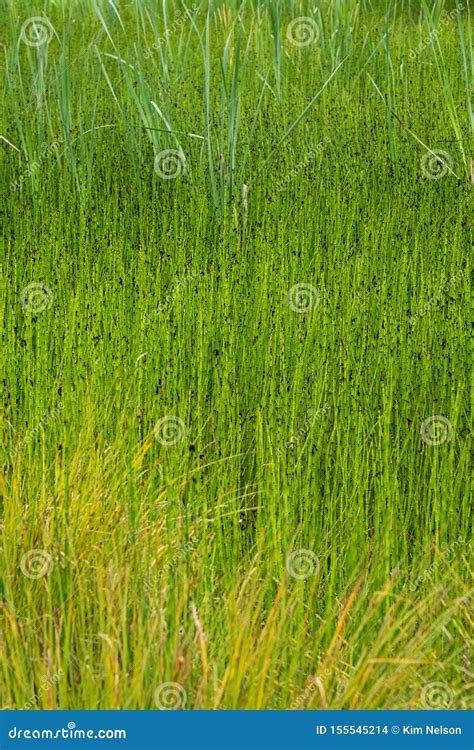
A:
[{"left": 1, "top": 0, "right": 471, "bottom": 710}]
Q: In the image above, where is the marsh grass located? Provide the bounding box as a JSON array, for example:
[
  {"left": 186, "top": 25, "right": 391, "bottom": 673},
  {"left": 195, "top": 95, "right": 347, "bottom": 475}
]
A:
[{"left": 1, "top": 0, "right": 472, "bottom": 710}]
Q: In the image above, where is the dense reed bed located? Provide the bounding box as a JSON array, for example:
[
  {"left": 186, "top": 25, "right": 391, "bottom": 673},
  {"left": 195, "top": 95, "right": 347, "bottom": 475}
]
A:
[{"left": 1, "top": 0, "right": 472, "bottom": 709}]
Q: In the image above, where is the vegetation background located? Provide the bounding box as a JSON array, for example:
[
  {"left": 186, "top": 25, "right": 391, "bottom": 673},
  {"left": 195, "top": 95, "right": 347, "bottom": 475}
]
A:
[{"left": 1, "top": 0, "right": 472, "bottom": 710}]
